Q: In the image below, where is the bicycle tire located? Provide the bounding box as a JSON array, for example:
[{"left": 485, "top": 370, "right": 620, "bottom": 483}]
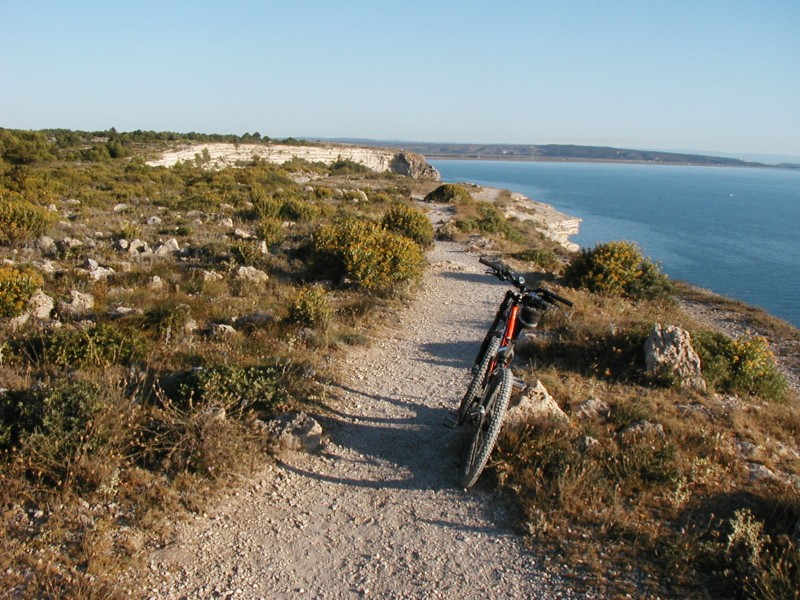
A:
[
  {"left": 457, "top": 335, "right": 501, "bottom": 425},
  {"left": 458, "top": 367, "right": 513, "bottom": 489}
]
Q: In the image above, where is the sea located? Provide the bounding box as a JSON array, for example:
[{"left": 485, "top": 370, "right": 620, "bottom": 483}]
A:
[{"left": 430, "top": 159, "right": 800, "bottom": 329}]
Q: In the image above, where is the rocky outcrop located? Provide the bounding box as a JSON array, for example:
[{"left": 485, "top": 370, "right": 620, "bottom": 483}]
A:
[
  {"left": 504, "top": 379, "right": 569, "bottom": 432},
  {"left": 644, "top": 323, "right": 706, "bottom": 391},
  {"left": 266, "top": 412, "right": 324, "bottom": 453},
  {"left": 147, "top": 143, "right": 440, "bottom": 180},
  {"left": 461, "top": 186, "right": 581, "bottom": 252}
]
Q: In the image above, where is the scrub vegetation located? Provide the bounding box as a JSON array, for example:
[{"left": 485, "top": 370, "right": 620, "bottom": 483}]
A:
[
  {"left": 1, "top": 128, "right": 797, "bottom": 598},
  {"left": 0, "top": 127, "right": 430, "bottom": 596}
]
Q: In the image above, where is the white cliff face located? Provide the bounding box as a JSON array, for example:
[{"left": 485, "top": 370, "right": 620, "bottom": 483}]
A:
[{"left": 146, "top": 143, "right": 439, "bottom": 179}]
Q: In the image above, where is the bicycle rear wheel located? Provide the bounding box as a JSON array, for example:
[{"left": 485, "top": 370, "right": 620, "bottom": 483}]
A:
[
  {"left": 457, "top": 335, "right": 501, "bottom": 425},
  {"left": 458, "top": 367, "right": 513, "bottom": 489}
]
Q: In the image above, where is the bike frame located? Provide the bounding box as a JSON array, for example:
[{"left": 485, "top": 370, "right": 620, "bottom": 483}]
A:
[{"left": 473, "top": 289, "right": 526, "bottom": 375}]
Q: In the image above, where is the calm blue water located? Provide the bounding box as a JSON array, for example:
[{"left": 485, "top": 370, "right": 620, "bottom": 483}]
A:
[{"left": 431, "top": 160, "right": 800, "bottom": 328}]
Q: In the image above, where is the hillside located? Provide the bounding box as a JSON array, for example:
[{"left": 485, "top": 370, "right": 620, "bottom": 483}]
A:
[
  {"left": 333, "top": 139, "right": 768, "bottom": 167},
  {"left": 1, "top": 128, "right": 798, "bottom": 598}
]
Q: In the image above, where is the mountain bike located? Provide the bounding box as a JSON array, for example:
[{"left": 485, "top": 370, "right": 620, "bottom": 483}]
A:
[{"left": 457, "top": 256, "right": 572, "bottom": 488}]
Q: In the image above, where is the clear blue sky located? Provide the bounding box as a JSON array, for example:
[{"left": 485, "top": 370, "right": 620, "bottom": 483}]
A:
[{"left": 2, "top": 0, "right": 799, "bottom": 158}]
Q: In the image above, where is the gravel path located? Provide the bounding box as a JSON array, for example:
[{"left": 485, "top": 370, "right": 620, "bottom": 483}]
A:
[{"left": 128, "top": 241, "right": 576, "bottom": 599}]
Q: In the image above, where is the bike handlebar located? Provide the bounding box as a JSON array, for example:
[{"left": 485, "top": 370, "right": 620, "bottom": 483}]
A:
[{"left": 478, "top": 256, "right": 573, "bottom": 307}]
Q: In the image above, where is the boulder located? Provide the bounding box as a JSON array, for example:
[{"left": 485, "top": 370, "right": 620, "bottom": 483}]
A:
[
  {"left": 36, "top": 236, "right": 56, "bottom": 255},
  {"left": 84, "top": 258, "right": 115, "bottom": 281},
  {"left": 573, "top": 397, "right": 610, "bottom": 421},
  {"left": 504, "top": 379, "right": 568, "bottom": 431},
  {"left": 747, "top": 463, "right": 778, "bottom": 483},
  {"left": 27, "top": 290, "right": 54, "bottom": 320},
  {"left": 236, "top": 266, "right": 269, "bottom": 283},
  {"left": 57, "top": 237, "right": 83, "bottom": 254},
  {"left": 644, "top": 323, "right": 706, "bottom": 391},
  {"left": 620, "top": 419, "right": 665, "bottom": 440},
  {"left": 57, "top": 291, "right": 94, "bottom": 319},
  {"left": 208, "top": 323, "right": 237, "bottom": 338},
  {"left": 153, "top": 238, "right": 180, "bottom": 256},
  {"left": 268, "top": 412, "right": 323, "bottom": 453},
  {"left": 233, "top": 228, "right": 254, "bottom": 240},
  {"left": 128, "top": 239, "right": 152, "bottom": 256},
  {"left": 201, "top": 270, "right": 224, "bottom": 282}
]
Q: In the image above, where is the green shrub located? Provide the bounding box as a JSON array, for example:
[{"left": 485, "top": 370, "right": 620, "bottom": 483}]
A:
[
  {"left": 381, "top": 203, "right": 434, "bottom": 248},
  {"left": 230, "top": 240, "right": 267, "bottom": 267},
  {"left": 720, "top": 507, "right": 800, "bottom": 599},
  {"left": 255, "top": 217, "right": 285, "bottom": 246},
  {"left": 0, "top": 197, "right": 52, "bottom": 243},
  {"left": 513, "top": 247, "right": 560, "bottom": 270},
  {"left": 288, "top": 285, "right": 332, "bottom": 329},
  {"left": 142, "top": 302, "right": 194, "bottom": 339},
  {"left": 423, "top": 183, "right": 473, "bottom": 204},
  {"left": 312, "top": 219, "right": 424, "bottom": 292},
  {"left": 249, "top": 194, "right": 282, "bottom": 220},
  {"left": 329, "top": 158, "right": 373, "bottom": 176},
  {"left": 693, "top": 330, "right": 787, "bottom": 400},
  {"left": 0, "top": 380, "right": 102, "bottom": 464},
  {"left": 0, "top": 265, "right": 43, "bottom": 317},
  {"left": 563, "top": 241, "right": 674, "bottom": 301},
  {"left": 17, "top": 323, "right": 148, "bottom": 368},
  {"left": 279, "top": 197, "right": 319, "bottom": 222},
  {"left": 171, "top": 364, "right": 285, "bottom": 414},
  {"left": 455, "top": 201, "right": 524, "bottom": 242}
]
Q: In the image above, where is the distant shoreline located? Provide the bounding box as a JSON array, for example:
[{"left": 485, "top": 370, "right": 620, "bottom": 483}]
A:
[
  {"left": 426, "top": 155, "right": 799, "bottom": 170},
  {"left": 329, "top": 138, "right": 800, "bottom": 171}
]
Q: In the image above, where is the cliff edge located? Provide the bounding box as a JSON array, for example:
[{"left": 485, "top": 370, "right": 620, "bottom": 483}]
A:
[{"left": 147, "top": 142, "right": 440, "bottom": 180}]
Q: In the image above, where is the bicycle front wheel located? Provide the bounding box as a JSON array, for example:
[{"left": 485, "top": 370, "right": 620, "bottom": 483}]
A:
[
  {"left": 458, "top": 367, "right": 513, "bottom": 489},
  {"left": 457, "top": 335, "right": 501, "bottom": 425}
]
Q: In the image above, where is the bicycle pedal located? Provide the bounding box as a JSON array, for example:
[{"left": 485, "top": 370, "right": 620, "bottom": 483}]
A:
[
  {"left": 512, "top": 377, "right": 528, "bottom": 391},
  {"left": 443, "top": 413, "right": 458, "bottom": 429}
]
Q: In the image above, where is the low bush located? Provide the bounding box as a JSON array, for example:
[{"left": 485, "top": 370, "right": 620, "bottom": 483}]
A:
[
  {"left": 455, "top": 201, "right": 524, "bottom": 243},
  {"left": 166, "top": 364, "right": 288, "bottom": 415},
  {"left": 718, "top": 506, "right": 800, "bottom": 599},
  {"left": 142, "top": 302, "right": 194, "bottom": 340},
  {"left": 0, "top": 196, "right": 52, "bottom": 243},
  {"left": 512, "top": 247, "right": 561, "bottom": 271},
  {"left": 423, "top": 183, "right": 473, "bottom": 204},
  {"left": 312, "top": 218, "right": 424, "bottom": 293},
  {"left": 0, "top": 380, "right": 105, "bottom": 480},
  {"left": 279, "top": 197, "right": 320, "bottom": 222},
  {"left": 0, "top": 265, "right": 43, "bottom": 317},
  {"left": 329, "top": 158, "right": 373, "bottom": 176},
  {"left": 288, "top": 285, "right": 332, "bottom": 329},
  {"left": 381, "top": 203, "right": 434, "bottom": 248},
  {"left": 693, "top": 330, "right": 787, "bottom": 400},
  {"left": 230, "top": 240, "right": 268, "bottom": 267},
  {"left": 563, "top": 240, "right": 674, "bottom": 301},
  {"left": 248, "top": 193, "right": 282, "bottom": 220},
  {"left": 255, "top": 217, "right": 286, "bottom": 246},
  {"left": 15, "top": 323, "right": 148, "bottom": 368}
]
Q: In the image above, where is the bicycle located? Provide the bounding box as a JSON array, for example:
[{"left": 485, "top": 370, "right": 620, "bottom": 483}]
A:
[{"left": 457, "top": 256, "right": 572, "bottom": 488}]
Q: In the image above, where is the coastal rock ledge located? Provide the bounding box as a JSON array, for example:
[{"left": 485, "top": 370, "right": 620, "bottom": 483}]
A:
[{"left": 147, "top": 142, "right": 440, "bottom": 180}]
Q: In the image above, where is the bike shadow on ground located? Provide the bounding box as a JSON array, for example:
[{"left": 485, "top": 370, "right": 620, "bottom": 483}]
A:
[
  {"left": 414, "top": 337, "right": 484, "bottom": 369},
  {"left": 278, "top": 374, "right": 474, "bottom": 493}
]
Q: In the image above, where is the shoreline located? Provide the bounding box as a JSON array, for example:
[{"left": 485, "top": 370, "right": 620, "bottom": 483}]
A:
[{"left": 427, "top": 155, "right": 800, "bottom": 171}]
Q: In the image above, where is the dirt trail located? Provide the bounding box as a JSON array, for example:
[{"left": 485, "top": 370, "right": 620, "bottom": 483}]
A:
[{"left": 127, "top": 241, "right": 575, "bottom": 599}]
